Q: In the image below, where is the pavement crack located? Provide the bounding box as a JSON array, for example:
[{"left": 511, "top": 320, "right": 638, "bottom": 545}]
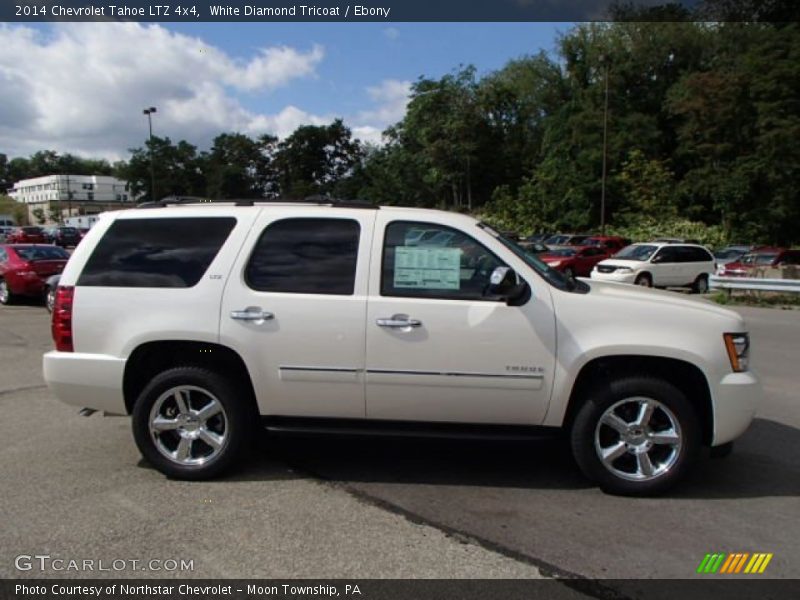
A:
[
  {"left": 0, "top": 384, "right": 48, "bottom": 397},
  {"left": 282, "top": 457, "right": 633, "bottom": 600}
]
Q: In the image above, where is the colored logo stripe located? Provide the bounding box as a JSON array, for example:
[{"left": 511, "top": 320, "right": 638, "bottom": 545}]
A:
[{"left": 698, "top": 552, "right": 773, "bottom": 574}]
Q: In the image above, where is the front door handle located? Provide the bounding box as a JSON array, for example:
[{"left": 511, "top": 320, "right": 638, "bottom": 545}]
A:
[
  {"left": 376, "top": 314, "right": 422, "bottom": 329},
  {"left": 230, "top": 307, "right": 274, "bottom": 322}
]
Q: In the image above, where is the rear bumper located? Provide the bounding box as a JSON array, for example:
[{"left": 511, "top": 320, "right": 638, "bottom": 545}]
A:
[
  {"left": 711, "top": 371, "right": 762, "bottom": 445},
  {"left": 43, "top": 351, "right": 127, "bottom": 415}
]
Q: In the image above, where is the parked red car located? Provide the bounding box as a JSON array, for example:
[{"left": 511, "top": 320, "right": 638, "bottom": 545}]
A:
[
  {"left": 584, "top": 235, "right": 631, "bottom": 253},
  {"left": 719, "top": 247, "right": 800, "bottom": 276},
  {"left": 539, "top": 245, "right": 610, "bottom": 278},
  {"left": 0, "top": 244, "right": 70, "bottom": 305},
  {"left": 6, "top": 226, "right": 47, "bottom": 244}
]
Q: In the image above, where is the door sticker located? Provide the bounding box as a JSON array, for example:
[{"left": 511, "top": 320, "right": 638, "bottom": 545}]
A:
[{"left": 394, "top": 247, "right": 462, "bottom": 290}]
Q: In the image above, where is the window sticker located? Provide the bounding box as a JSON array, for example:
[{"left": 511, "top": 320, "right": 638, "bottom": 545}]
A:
[{"left": 394, "top": 247, "right": 462, "bottom": 290}]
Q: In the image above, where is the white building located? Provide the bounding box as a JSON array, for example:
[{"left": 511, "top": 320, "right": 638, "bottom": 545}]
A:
[
  {"left": 8, "top": 174, "right": 140, "bottom": 224},
  {"left": 9, "top": 174, "right": 135, "bottom": 205}
]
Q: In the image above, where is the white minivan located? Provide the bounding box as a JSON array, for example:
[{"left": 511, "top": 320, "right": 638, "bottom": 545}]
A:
[{"left": 591, "top": 242, "right": 716, "bottom": 293}]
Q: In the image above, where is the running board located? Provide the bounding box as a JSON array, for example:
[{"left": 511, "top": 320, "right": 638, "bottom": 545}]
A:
[{"left": 262, "top": 416, "right": 561, "bottom": 442}]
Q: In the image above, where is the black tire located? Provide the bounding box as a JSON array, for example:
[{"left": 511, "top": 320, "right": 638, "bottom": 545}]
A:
[
  {"left": 44, "top": 286, "right": 56, "bottom": 313},
  {"left": 0, "top": 279, "right": 15, "bottom": 305},
  {"left": 709, "top": 441, "right": 734, "bottom": 459},
  {"left": 692, "top": 274, "right": 709, "bottom": 294},
  {"left": 570, "top": 376, "right": 700, "bottom": 496},
  {"left": 132, "top": 366, "right": 255, "bottom": 480},
  {"left": 634, "top": 273, "right": 652, "bottom": 288}
]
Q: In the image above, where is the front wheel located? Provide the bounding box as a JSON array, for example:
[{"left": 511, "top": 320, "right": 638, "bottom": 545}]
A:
[
  {"left": 634, "top": 273, "right": 652, "bottom": 287},
  {"left": 132, "top": 367, "right": 254, "bottom": 480},
  {"left": 44, "top": 286, "right": 56, "bottom": 313},
  {"left": 570, "top": 376, "right": 700, "bottom": 496}
]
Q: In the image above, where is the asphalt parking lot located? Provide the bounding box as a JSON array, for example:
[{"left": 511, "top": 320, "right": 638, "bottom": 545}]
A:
[{"left": 0, "top": 301, "right": 797, "bottom": 592}]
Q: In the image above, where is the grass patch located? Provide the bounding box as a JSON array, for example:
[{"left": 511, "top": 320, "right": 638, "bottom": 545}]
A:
[{"left": 709, "top": 290, "right": 800, "bottom": 309}]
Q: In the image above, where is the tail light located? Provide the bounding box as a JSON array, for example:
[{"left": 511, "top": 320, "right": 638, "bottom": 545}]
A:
[{"left": 51, "top": 286, "right": 74, "bottom": 352}]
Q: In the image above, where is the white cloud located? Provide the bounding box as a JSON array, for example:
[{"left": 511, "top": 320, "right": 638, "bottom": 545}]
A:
[
  {"left": 0, "top": 23, "right": 411, "bottom": 160},
  {"left": 355, "top": 79, "right": 412, "bottom": 134},
  {"left": 0, "top": 23, "right": 325, "bottom": 159}
]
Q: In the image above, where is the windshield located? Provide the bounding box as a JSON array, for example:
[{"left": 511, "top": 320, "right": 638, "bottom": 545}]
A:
[
  {"left": 478, "top": 223, "right": 580, "bottom": 292},
  {"left": 615, "top": 244, "right": 657, "bottom": 261},
  {"left": 546, "top": 248, "right": 577, "bottom": 257},
  {"left": 22, "top": 227, "right": 43, "bottom": 233},
  {"left": 15, "top": 246, "right": 70, "bottom": 261},
  {"left": 715, "top": 249, "right": 744, "bottom": 260},
  {"left": 545, "top": 235, "right": 569, "bottom": 245}
]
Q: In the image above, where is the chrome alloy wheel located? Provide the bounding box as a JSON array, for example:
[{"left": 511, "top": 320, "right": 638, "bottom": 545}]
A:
[
  {"left": 594, "top": 396, "right": 682, "bottom": 482},
  {"left": 148, "top": 386, "right": 228, "bottom": 466},
  {"left": 0, "top": 280, "right": 9, "bottom": 304}
]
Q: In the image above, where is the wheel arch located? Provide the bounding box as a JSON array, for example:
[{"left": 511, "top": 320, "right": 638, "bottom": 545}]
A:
[
  {"left": 123, "top": 340, "right": 257, "bottom": 416},
  {"left": 562, "top": 355, "right": 714, "bottom": 446}
]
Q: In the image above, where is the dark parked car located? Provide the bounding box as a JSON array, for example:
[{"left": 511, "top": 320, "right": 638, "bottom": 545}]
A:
[
  {"left": 49, "top": 226, "right": 81, "bottom": 248},
  {"left": 584, "top": 235, "right": 631, "bottom": 253},
  {"left": 0, "top": 244, "right": 70, "bottom": 305},
  {"left": 539, "top": 245, "right": 611, "bottom": 279},
  {"left": 6, "top": 226, "right": 46, "bottom": 244}
]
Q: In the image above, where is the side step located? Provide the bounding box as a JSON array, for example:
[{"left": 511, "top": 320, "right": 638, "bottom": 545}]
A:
[{"left": 262, "top": 416, "right": 562, "bottom": 442}]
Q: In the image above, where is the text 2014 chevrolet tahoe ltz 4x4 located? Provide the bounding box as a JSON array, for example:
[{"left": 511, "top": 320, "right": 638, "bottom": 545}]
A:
[{"left": 43, "top": 201, "right": 761, "bottom": 495}]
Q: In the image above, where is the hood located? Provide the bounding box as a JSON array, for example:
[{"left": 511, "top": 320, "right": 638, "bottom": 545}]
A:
[
  {"left": 596, "top": 258, "right": 645, "bottom": 267},
  {"left": 582, "top": 278, "right": 743, "bottom": 321}
]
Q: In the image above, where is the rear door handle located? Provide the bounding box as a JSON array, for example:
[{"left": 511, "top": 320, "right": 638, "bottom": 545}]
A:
[
  {"left": 230, "top": 307, "right": 274, "bottom": 322},
  {"left": 376, "top": 314, "right": 422, "bottom": 328}
]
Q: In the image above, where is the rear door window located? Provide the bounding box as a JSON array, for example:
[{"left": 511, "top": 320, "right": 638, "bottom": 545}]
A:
[
  {"left": 245, "top": 218, "right": 360, "bottom": 295},
  {"left": 78, "top": 217, "right": 236, "bottom": 288}
]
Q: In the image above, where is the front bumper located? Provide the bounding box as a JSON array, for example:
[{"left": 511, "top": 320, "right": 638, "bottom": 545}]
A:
[
  {"left": 43, "top": 351, "right": 128, "bottom": 415},
  {"left": 711, "top": 370, "right": 761, "bottom": 445},
  {"left": 590, "top": 270, "right": 637, "bottom": 284}
]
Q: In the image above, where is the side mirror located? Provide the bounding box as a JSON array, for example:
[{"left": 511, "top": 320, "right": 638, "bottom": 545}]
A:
[{"left": 486, "top": 266, "right": 529, "bottom": 305}]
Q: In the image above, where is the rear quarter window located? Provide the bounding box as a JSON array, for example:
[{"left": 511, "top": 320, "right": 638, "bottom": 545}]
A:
[{"left": 77, "top": 217, "right": 236, "bottom": 288}]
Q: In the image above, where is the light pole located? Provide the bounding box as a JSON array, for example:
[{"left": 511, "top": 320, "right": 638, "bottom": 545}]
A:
[
  {"left": 142, "top": 107, "right": 157, "bottom": 201},
  {"left": 599, "top": 55, "right": 610, "bottom": 236}
]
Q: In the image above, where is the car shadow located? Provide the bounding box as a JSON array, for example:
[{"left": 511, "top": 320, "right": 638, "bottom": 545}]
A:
[{"left": 232, "top": 418, "right": 799, "bottom": 499}]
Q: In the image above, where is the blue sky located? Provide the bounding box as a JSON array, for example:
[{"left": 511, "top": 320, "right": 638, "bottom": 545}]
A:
[{"left": 0, "top": 22, "right": 569, "bottom": 160}]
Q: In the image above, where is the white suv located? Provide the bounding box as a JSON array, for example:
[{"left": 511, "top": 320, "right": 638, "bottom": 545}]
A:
[
  {"left": 591, "top": 242, "right": 716, "bottom": 292},
  {"left": 43, "top": 201, "right": 760, "bottom": 495}
]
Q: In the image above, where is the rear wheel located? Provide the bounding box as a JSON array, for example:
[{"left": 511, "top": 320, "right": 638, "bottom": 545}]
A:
[
  {"left": 132, "top": 367, "right": 254, "bottom": 480},
  {"left": 571, "top": 376, "right": 700, "bottom": 496},
  {"left": 0, "top": 279, "right": 15, "bottom": 305},
  {"left": 692, "top": 274, "right": 709, "bottom": 294},
  {"left": 634, "top": 273, "right": 652, "bottom": 287}
]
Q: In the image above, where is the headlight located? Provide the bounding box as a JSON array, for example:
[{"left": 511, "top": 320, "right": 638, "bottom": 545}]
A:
[
  {"left": 549, "top": 261, "right": 562, "bottom": 267},
  {"left": 724, "top": 333, "right": 750, "bottom": 372}
]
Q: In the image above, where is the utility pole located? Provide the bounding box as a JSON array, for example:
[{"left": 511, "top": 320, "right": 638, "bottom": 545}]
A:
[
  {"left": 143, "top": 106, "right": 157, "bottom": 201},
  {"left": 600, "top": 55, "right": 610, "bottom": 236}
]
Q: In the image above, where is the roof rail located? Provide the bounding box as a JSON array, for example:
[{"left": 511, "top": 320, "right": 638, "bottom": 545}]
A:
[
  {"left": 136, "top": 195, "right": 378, "bottom": 209},
  {"left": 136, "top": 195, "right": 255, "bottom": 208}
]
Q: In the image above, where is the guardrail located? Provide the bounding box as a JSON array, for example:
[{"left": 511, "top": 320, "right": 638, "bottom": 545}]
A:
[{"left": 710, "top": 275, "right": 800, "bottom": 293}]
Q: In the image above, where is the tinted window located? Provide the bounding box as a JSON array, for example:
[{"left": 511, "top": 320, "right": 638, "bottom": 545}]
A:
[
  {"left": 22, "top": 227, "right": 42, "bottom": 234},
  {"left": 654, "top": 247, "right": 679, "bottom": 263},
  {"left": 382, "top": 221, "right": 505, "bottom": 300},
  {"left": 78, "top": 217, "right": 236, "bottom": 288},
  {"left": 245, "top": 218, "right": 360, "bottom": 295},
  {"left": 685, "top": 247, "right": 713, "bottom": 262}
]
